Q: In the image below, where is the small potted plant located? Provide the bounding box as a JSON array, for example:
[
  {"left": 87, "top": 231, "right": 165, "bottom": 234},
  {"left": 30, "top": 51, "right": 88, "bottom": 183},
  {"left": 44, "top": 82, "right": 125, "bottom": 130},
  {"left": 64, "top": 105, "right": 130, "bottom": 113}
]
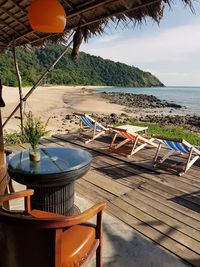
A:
[{"left": 23, "top": 111, "right": 50, "bottom": 162}]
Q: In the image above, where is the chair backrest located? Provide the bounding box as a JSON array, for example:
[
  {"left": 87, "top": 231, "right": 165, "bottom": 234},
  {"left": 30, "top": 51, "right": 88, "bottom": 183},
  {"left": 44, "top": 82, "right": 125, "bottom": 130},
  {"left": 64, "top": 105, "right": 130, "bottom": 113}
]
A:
[
  {"left": 80, "top": 114, "right": 105, "bottom": 131},
  {"left": 0, "top": 210, "right": 56, "bottom": 267},
  {"left": 160, "top": 139, "right": 191, "bottom": 153},
  {"left": 117, "top": 130, "right": 136, "bottom": 141}
]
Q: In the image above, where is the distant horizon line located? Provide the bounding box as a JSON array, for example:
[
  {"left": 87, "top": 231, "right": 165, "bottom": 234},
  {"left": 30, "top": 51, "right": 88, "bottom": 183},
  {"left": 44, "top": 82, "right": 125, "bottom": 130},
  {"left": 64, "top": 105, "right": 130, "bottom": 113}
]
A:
[
  {"left": 164, "top": 85, "right": 200, "bottom": 88},
  {"left": 104, "top": 85, "right": 200, "bottom": 88}
]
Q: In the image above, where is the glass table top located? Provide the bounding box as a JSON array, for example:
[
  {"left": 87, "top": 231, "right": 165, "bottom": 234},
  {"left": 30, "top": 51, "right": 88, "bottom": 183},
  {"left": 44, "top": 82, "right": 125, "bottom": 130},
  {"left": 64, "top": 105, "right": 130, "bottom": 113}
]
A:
[{"left": 8, "top": 147, "right": 92, "bottom": 175}]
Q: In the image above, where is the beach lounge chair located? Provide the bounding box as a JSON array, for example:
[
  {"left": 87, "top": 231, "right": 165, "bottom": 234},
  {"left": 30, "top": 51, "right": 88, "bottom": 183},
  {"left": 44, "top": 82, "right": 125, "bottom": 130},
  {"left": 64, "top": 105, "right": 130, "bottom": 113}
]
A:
[
  {"left": 154, "top": 138, "right": 200, "bottom": 176},
  {"left": 109, "top": 125, "right": 158, "bottom": 157},
  {"left": 74, "top": 112, "right": 109, "bottom": 143}
]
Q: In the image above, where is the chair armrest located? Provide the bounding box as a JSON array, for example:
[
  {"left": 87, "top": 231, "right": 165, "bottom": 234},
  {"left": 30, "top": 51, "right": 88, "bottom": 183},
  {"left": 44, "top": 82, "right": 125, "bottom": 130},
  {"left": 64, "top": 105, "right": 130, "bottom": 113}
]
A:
[
  {"left": 39, "top": 202, "right": 107, "bottom": 228},
  {"left": 0, "top": 189, "right": 34, "bottom": 202},
  {"left": 0, "top": 190, "right": 34, "bottom": 213},
  {"left": 63, "top": 202, "right": 107, "bottom": 226},
  {"left": 30, "top": 209, "right": 66, "bottom": 219},
  {"left": 95, "top": 121, "right": 108, "bottom": 131},
  {"left": 73, "top": 112, "right": 84, "bottom": 116},
  {"left": 109, "top": 126, "right": 119, "bottom": 132}
]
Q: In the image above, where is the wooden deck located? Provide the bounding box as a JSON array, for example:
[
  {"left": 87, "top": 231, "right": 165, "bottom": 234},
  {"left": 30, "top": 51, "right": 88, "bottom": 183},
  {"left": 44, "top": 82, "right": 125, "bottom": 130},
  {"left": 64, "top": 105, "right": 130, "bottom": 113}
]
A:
[{"left": 6, "top": 133, "right": 200, "bottom": 267}]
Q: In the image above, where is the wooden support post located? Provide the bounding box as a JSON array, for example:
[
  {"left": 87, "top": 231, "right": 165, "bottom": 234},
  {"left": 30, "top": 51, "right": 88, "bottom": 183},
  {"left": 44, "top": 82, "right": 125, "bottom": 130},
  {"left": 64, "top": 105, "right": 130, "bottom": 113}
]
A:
[
  {"left": 12, "top": 42, "right": 24, "bottom": 132},
  {"left": 0, "top": 80, "right": 7, "bottom": 196},
  {"left": 0, "top": 112, "right": 7, "bottom": 195},
  {"left": 3, "top": 37, "right": 73, "bottom": 128}
]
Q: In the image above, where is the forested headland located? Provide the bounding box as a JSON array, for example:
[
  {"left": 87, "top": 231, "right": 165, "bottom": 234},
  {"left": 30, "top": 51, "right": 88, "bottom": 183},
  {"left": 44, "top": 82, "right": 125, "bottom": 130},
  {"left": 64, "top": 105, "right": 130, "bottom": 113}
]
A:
[{"left": 0, "top": 44, "right": 164, "bottom": 87}]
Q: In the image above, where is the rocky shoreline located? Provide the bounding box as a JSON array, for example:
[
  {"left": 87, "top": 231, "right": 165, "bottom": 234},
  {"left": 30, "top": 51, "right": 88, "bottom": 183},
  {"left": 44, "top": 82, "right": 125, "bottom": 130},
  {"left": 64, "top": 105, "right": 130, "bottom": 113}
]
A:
[
  {"left": 76, "top": 92, "right": 200, "bottom": 132},
  {"left": 64, "top": 112, "right": 200, "bottom": 133},
  {"left": 87, "top": 113, "right": 200, "bottom": 132},
  {"left": 101, "top": 92, "right": 182, "bottom": 109}
]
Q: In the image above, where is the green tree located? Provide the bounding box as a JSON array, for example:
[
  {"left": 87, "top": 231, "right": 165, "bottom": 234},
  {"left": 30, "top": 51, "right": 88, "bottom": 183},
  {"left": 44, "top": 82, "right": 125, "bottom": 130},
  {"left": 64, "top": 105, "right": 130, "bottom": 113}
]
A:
[{"left": 0, "top": 44, "right": 164, "bottom": 87}]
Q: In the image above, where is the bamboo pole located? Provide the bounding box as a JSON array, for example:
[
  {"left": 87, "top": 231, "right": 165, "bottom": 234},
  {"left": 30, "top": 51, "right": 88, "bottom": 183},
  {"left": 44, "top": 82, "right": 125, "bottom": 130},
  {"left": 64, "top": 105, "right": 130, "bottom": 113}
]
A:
[
  {"left": 0, "top": 80, "right": 7, "bottom": 196},
  {"left": 12, "top": 42, "right": 24, "bottom": 132},
  {"left": 3, "top": 38, "right": 73, "bottom": 128},
  {"left": 0, "top": 110, "right": 7, "bottom": 196}
]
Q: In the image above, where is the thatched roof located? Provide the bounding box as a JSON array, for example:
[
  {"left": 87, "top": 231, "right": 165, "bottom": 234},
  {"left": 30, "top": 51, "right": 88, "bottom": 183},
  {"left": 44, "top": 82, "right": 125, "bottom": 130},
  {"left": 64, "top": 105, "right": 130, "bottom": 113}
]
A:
[{"left": 0, "top": 0, "right": 193, "bottom": 50}]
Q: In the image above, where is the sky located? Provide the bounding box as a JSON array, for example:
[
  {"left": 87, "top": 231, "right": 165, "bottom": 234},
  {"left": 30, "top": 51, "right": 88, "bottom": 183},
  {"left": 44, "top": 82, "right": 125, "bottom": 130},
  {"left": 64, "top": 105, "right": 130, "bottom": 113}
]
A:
[{"left": 81, "top": 1, "right": 200, "bottom": 87}]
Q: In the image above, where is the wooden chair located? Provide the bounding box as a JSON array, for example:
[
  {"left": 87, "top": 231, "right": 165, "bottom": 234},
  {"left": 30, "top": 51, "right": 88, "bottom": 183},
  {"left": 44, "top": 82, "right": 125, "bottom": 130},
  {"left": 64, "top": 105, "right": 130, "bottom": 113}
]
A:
[
  {"left": 0, "top": 190, "right": 107, "bottom": 267},
  {"left": 74, "top": 112, "right": 109, "bottom": 144},
  {"left": 154, "top": 138, "right": 200, "bottom": 176}
]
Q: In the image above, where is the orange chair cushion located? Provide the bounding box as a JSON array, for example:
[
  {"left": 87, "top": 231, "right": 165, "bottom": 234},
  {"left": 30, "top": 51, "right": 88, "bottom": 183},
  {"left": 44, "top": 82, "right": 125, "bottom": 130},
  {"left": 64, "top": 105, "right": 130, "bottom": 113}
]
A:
[
  {"left": 61, "top": 224, "right": 96, "bottom": 267},
  {"left": 30, "top": 210, "right": 97, "bottom": 266}
]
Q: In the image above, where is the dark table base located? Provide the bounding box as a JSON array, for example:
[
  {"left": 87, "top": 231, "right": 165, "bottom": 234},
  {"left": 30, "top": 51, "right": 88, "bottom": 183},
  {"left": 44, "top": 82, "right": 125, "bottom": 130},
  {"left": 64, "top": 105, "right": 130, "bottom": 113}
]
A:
[{"left": 28, "top": 182, "right": 76, "bottom": 215}]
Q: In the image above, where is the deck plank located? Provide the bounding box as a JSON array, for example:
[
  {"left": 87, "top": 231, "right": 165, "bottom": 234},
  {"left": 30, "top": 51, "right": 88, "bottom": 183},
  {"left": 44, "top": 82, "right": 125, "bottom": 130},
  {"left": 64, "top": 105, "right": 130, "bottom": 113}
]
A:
[
  {"left": 121, "top": 190, "right": 200, "bottom": 240},
  {"left": 83, "top": 170, "right": 131, "bottom": 196},
  {"left": 107, "top": 201, "right": 200, "bottom": 267},
  {"left": 54, "top": 134, "right": 200, "bottom": 186},
  {"left": 6, "top": 133, "right": 200, "bottom": 267}
]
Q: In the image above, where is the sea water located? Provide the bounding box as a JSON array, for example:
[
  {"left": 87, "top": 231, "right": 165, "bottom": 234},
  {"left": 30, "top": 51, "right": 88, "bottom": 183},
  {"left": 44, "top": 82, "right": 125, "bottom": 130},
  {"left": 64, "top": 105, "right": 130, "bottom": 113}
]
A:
[{"left": 96, "top": 86, "right": 200, "bottom": 115}]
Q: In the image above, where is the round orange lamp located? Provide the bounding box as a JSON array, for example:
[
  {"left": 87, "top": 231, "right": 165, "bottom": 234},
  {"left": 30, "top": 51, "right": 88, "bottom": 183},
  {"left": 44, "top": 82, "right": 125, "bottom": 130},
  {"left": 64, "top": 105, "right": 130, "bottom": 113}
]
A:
[{"left": 28, "top": 0, "right": 66, "bottom": 33}]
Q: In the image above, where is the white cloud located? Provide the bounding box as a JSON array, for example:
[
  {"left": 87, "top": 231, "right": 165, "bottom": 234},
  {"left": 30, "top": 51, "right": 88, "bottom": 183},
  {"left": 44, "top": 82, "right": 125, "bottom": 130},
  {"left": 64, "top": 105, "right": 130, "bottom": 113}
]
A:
[
  {"left": 83, "top": 23, "right": 200, "bottom": 64},
  {"left": 82, "top": 17, "right": 200, "bottom": 86},
  {"left": 94, "top": 34, "right": 120, "bottom": 44}
]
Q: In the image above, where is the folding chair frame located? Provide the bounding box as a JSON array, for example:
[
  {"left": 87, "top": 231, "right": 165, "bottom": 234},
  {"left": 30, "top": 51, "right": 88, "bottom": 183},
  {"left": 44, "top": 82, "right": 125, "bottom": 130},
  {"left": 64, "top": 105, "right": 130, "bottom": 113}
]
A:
[
  {"left": 75, "top": 112, "right": 108, "bottom": 144},
  {"left": 154, "top": 139, "right": 200, "bottom": 176},
  {"left": 109, "top": 128, "right": 158, "bottom": 157}
]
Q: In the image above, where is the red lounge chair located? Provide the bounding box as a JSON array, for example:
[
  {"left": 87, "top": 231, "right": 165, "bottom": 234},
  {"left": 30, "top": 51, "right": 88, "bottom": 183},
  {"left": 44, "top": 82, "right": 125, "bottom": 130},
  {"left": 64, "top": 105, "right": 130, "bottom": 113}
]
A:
[{"left": 109, "top": 126, "right": 158, "bottom": 157}]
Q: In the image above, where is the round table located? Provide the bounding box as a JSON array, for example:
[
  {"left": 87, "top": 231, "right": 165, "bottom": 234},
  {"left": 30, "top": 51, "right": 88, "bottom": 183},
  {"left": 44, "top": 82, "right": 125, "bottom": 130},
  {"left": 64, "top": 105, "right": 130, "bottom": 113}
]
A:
[{"left": 8, "top": 147, "right": 92, "bottom": 215}]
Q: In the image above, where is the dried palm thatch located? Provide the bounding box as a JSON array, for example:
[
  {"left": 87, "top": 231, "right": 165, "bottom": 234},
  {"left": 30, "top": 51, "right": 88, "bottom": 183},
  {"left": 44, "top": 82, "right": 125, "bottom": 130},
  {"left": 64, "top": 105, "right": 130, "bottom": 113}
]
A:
[{"left": 0, "top": 0, "right": 193, "bottom": 52}]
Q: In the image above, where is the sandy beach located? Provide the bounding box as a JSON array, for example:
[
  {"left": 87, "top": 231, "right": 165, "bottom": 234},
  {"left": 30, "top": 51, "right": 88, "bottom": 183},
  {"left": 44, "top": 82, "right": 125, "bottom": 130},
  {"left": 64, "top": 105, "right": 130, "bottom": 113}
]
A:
[
  {"left": 2, "top": 85, "right": 199, "bottom": 136},
  {"left": 1, "top": 85, "right": 124, "bottom": 135}
]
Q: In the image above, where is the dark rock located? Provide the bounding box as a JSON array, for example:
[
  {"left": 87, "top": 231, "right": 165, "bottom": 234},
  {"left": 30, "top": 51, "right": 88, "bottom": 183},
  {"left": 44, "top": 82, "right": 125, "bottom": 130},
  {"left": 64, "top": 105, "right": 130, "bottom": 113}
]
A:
[
  {"left": 110, "top": 113, "right": 118, "bottom": 118},
  {"left": 65, "top": 114, "right": 73, "bottom": 120},
  {"left": 101, "top": 92, "right": 182, "bottom": 109}
]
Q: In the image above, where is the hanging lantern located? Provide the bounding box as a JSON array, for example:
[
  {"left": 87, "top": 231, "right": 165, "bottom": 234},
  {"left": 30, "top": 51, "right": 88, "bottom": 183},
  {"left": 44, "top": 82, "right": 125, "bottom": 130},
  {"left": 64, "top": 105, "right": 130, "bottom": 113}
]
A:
[{"left": 28, "top": 0, "right": 66, "bottom": 33}]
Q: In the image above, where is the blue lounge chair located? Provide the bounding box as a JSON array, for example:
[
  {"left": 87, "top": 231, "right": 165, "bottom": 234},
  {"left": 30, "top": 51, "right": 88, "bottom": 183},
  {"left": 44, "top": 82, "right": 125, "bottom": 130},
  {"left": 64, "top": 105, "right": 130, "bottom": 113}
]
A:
[
  {"left": 74, "top": 113, "right": 109, "bottom": 143},
  {"left": 154, "top": 138, "right": 200, "bottom": 176}
]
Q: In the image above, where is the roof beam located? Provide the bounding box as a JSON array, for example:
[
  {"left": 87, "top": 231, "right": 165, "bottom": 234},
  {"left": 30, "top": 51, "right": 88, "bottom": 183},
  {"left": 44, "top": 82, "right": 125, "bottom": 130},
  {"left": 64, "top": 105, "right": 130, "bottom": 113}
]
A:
[
  {"left": 69, "top": 0, "right": 161, "bottom": 29},
  {"left": 120, "top": 0, "right": 131, "bottom": 9},
  {"left": 7, "top": 0, "right": 120, "bottom": 46},
  {"left": 0, "top": 6, "right": 27, "bottom": 29},
  {"left": 68, "top": 0, "right": 116, "bottom": 18},
  {"left": 0, "top": 18, "right": 30, "bottom": 44},
  {"left": 6, "top": 0, "right": 161, "bottom": 48},
  {"left": 9, "top": 0, "right": 28, "bottom": 14},
  {"left": 6, "top": 0, "right": 115, "bottom": 47},
  {"left": 62, "top": 0, "right": 74, "bottom": 11}
]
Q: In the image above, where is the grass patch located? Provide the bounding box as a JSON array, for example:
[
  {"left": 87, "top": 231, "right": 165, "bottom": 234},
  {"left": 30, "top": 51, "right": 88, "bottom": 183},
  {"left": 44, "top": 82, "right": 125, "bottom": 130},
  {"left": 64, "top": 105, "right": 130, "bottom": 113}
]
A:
[
  {"left": 4, "top": 131, "right": 26, "bottom": 146},
  {"left": 116, "top": 121, "right": 200, "bottom": 146},
  {"left": 4, "top": 121, "right": 200, "bottom": 147},
  {"left": 4, "top": 113, "right": 50, "bottom": 147}
]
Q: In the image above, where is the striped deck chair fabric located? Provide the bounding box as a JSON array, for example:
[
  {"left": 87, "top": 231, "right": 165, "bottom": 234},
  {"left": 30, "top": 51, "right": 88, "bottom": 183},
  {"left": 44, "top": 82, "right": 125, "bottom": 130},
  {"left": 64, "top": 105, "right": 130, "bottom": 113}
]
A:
[
  {"left": 109, "top": 126, "right": 158, "bottom": 157},
  {"left": 80, "top": 115, "right": 105, "bottom": 132},
  {"left": 154, "top": 138, "right": 200, "bottom": 176},
  {"left": 74, "top": 113, "right": 108, "bottom": 143}
]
